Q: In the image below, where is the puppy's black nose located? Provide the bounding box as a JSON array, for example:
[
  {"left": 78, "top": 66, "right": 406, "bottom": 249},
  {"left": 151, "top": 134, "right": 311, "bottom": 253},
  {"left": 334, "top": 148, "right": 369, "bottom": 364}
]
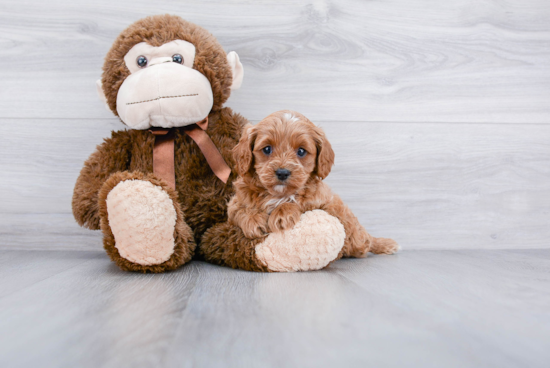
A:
[{"left": 276, "top": 169, "right": 291, "bottom": 181}]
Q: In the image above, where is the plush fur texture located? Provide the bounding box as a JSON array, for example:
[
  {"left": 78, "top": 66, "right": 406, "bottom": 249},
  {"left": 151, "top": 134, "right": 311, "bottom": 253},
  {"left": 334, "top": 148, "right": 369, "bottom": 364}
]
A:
[
  {"left": 199, "top": 110, "right": 399, "bottom": 272},
  {"left": 72, "top": 15, "right": 248, "bottom": 272},
  {"left": 255, "top": 210, "right": 346, "bottom": 272},
  {"left": 106, "top": 179, "right": 177, "bottom": 265},
  {"left": 98, "top": 171, "right": 195, "bottom": 272},
  {"left": 200, "top": 222, "right": 270, "bottom": 272}
]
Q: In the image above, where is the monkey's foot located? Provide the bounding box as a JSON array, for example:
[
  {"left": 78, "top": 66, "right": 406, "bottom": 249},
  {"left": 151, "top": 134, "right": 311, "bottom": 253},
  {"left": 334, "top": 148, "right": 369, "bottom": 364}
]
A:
[
  {"left": 107, "top": 179, "right": 177, "bottom": 265},
  {"left": 255, "top": 210, "right": 345, "bottom": 272},
  {"left": 99, "top": 172, "right": 195, "bottom": 273}
]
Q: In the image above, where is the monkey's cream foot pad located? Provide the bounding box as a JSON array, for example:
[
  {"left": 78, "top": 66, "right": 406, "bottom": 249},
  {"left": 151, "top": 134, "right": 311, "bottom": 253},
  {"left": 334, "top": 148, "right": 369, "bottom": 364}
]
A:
[
  {"left": 255, "top": 210, "right": 345, "bottom": 272},
  {"left": 106, "top": 180, "right": 177, "bottom": 266}
]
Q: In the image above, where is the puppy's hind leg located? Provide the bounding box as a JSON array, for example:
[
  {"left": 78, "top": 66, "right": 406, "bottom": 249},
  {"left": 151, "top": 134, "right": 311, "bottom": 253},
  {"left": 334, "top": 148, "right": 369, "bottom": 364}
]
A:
[
  {"left": 370, "top": 237, "right": 400, "bottom": 255},
  {"left": 323, "top": 194, "right": 399, "bottom": 257}
]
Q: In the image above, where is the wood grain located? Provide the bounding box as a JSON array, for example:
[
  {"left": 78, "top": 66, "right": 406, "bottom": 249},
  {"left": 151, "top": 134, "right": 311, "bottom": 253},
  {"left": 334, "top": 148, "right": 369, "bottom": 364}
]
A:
[
  {"left": 0, "top": 0, "right": 548, "bottom": 122},
  {"left": 1, "top": 118, "right": 548, "bottom": 250},
  {"left": 0, "top": 249, "right": 548, "bottom": 367}
]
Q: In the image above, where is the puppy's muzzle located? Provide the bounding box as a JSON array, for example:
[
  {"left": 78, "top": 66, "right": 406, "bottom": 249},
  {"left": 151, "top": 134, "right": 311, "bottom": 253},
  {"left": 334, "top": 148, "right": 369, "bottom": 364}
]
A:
[{"left": 276, "top": 169, "right": 291, "bottom": 181}]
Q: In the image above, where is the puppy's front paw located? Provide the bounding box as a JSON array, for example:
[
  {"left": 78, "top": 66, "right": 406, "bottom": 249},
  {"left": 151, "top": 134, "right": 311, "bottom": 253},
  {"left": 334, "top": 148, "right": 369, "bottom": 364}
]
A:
[
  {"left": 240, "top": 212, "right": 269, "bottom": 239},
  {"left": 268, "top": 203, "right": 301, "bottom": 233}
]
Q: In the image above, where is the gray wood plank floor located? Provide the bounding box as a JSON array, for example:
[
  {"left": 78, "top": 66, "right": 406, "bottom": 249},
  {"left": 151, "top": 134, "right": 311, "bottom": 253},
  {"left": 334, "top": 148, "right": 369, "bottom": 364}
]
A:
[{"left": 0, "top": 249, "right": 549, "bottom": 368}]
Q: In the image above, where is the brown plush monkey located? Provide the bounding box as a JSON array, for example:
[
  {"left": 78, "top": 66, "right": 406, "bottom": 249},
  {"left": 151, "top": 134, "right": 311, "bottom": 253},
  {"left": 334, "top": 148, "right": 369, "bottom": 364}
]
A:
[{"left": 72, "top": 15, "right": 247, "bottom": 272}]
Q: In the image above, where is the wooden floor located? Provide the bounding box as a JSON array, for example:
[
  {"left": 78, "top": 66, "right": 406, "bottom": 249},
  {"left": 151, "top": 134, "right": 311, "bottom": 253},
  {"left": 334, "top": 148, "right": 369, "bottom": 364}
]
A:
[{"left": 0, "top": 249, "right": 549, "bottom": 368}]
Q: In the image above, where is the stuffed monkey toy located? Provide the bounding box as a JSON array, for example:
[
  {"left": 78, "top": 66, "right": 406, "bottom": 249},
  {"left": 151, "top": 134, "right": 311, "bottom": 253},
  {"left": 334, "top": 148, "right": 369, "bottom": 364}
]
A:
[
  {"left": 73, "top": 14, "right": 374, "bottom": 273},
  {"left": 73, "top": 14, "right": 246, "bottom": 272}
]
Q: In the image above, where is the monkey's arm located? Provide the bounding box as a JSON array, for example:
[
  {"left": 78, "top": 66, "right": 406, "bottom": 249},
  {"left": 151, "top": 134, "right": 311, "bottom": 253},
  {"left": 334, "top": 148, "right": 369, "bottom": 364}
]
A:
[
  {"left": 72, "top": 131, "right": 131, "bottom": 230},
  {"left": 210, "top": 107, "right": 250, "bottom": 172}
]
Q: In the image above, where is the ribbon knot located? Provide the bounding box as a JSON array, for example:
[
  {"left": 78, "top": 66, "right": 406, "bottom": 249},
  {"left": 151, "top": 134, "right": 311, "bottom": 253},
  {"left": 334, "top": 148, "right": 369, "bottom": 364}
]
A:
[{"left": 149, "top": 117, "right": 231, "bottom": 190}]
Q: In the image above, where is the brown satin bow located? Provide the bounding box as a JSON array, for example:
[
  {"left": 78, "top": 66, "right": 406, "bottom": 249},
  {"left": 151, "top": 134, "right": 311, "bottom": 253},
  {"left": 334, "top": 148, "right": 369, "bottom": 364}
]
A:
[{"left": 149, "top": 117, "right": 231, "bottom": 190}]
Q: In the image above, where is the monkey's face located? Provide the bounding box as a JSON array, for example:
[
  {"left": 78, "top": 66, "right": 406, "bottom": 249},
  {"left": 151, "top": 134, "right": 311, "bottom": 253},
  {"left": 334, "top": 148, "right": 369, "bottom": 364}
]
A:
[
  {"left": 112, "top": 40, "right": 213, "bottom": 129},
  {"left": 115, "top": 40, "right": 211, "bottom": 129},
  {"left": 98, "top": 15, "right": 244, "bottom": 130}
]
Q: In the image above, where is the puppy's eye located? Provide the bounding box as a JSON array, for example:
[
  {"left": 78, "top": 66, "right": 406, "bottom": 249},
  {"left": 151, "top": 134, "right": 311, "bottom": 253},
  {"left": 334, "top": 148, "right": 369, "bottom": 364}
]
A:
[
  {"left": 262, "top": 146, "right": 272, "bottom": 155},
  {"left": 172, "top": 54, "right": 183, "bottom": 64},
  {"left": 297, "top": 148, "right": 307, "bottom": 157},
  {"left": 136, "top": 55, "right": 148, "bottom": 68}
]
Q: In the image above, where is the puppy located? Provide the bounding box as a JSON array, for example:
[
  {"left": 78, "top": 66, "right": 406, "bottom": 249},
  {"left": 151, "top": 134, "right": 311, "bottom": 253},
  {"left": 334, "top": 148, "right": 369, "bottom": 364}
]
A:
[{"left": 228, "top": 110, "right": 399, "bottom": 258}]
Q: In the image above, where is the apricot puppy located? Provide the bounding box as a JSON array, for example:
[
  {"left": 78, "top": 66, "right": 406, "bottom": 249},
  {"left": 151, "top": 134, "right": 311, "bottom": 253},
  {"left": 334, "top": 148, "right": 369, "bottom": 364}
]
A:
[{"left": 228, "top": 110, "right": 399, "bottom": 259}]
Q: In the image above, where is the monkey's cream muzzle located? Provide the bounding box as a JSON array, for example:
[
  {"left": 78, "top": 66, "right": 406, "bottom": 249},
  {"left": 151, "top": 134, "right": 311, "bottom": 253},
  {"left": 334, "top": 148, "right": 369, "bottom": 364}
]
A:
[
  {"left": 96, "top": 39, "right": 243, "bottom": 130},
  {"left": 116, "top": 62, "right": 214, "bottom": 130}
]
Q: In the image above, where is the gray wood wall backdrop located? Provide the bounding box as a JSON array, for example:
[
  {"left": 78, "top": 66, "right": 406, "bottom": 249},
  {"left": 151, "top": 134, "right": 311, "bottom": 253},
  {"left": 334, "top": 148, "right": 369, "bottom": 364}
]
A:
[{"left": 1, "top": 0, "right": 549, "bottom": 251}]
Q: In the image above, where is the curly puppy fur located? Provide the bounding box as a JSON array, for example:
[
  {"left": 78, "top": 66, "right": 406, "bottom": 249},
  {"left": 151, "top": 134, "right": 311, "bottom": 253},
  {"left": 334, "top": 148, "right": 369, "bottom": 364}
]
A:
[
  {"left": 230, "top": 110, "right": 398, "bottom": 260},
  {"left": 201, "top": 111, "right": 398, "bottom": 272},
  {"left": 72, "top": 15, "right": 248, "bottom": 272}
]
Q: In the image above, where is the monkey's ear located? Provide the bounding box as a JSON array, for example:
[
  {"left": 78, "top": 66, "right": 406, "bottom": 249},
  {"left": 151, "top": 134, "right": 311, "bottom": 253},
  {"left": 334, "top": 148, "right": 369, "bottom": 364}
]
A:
[
  {"left": 313, "top": 126, "right": 335, "bottom": 179},
  {"left": 96, "top": 79, "right": 111, "bottom": 111},
  {"left": 227, "top": 51, "right": 244, "bottom": 90},
  {"left": 233, "top": 124, "right": 256, "bottom": 177}
]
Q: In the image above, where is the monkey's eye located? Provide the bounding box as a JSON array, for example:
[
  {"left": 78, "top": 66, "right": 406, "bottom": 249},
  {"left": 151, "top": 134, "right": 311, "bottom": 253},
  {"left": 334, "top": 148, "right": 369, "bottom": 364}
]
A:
[
  {"left": 297, "top": 148, "right": 307, "bottom": 157},
  {"left": 262, "top": 146, "right": 272, "bottom": 155},
  {"left": 172, "top": 54, "right": 183, "bottom": 64},
  {"left": 136, "top": 55, "right": 148, "bottom": 68}
]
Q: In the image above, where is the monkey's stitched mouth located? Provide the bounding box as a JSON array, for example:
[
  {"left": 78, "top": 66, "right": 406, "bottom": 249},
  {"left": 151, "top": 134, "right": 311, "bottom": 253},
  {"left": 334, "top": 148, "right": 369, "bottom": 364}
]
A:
[{"left": 126, "top": 93, "right": 198, "bottom": 105}]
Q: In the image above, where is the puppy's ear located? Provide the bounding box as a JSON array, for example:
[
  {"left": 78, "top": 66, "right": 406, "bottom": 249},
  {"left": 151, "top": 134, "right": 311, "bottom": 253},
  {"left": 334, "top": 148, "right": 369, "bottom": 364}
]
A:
[
  {"left": 313, "top": 126, "right": 335, "bottom": 179},
  {"left": 233, "top": 124, "right": 257, "bottom": 177}
]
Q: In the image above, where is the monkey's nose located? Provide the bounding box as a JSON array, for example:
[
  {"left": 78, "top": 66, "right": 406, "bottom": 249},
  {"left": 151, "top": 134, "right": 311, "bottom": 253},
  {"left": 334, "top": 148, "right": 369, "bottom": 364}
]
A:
[
  {"left": 276, "top": 169, "right": 291, "bottom": 181},
  {"left": 148, "top": 57, "right": 173, "bottom": 67}
]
